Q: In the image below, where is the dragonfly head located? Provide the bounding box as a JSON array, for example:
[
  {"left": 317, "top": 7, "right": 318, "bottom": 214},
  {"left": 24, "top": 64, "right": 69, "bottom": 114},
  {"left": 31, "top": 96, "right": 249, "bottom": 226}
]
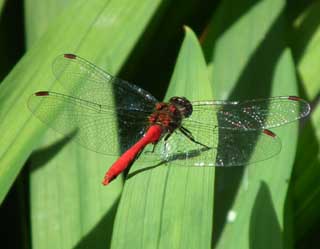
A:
[{"left": 169, "top": 96, "right": 193, "bottom": 118}]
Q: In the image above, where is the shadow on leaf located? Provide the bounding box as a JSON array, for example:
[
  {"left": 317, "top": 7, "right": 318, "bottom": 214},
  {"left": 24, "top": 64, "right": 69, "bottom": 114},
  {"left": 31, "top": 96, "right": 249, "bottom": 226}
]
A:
[
  {"left": 249, "top": 182, "right": 282, "bottom": 249},
  {"left": 29, "top": 130, "right": 77, "bottom": 171},
  {"left": 73, "top": 197, "right": 120, "bottom": 249},
  {"left": 212, "top": 6, "right": 288, "bottom": 247}
]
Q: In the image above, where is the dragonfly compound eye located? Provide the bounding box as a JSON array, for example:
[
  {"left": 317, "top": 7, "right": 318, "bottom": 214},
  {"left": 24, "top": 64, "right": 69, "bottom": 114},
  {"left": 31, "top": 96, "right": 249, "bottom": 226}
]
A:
[{"left": 169, "top": 96, "right": 193, "bottom": 118}]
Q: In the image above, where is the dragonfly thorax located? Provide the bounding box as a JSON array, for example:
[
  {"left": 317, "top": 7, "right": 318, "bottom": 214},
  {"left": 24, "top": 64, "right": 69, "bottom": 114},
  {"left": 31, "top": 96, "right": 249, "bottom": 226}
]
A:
[{"left": 148, "top": 97, "right": 193, "bottom": 132}]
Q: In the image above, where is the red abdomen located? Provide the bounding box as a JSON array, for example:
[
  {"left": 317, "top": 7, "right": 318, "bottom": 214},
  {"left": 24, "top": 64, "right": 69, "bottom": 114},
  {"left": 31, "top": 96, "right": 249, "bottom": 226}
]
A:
[{"left": 102, "top": 125, "right": 163, "bottom": 185}]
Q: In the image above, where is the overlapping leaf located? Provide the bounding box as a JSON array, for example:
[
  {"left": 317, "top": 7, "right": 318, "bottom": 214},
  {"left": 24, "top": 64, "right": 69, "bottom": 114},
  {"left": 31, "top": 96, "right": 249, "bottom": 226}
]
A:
[{"left": 110, "top": 27, "right": 215, "bottom": 249}]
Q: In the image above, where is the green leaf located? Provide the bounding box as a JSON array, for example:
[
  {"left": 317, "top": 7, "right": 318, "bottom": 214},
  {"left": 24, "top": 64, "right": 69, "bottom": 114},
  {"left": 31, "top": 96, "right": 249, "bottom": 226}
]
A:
[
  {"left": 0, "top": 1, "right": 164, "bottom": 248},
  {"left": 283, "top": 0, "right": 320, "bottom": 242},
  {"left": 0, "top": 0, "right": 5, "bottom": 15},
  {"left": 24, "top": 0, "right": 75, "bottom": 48},
  {"left": 292, "top": 104, "right": 320, "bottom": 239},
  {"left": 291, "top": 1, "right": 320, "bottom": 100},
  {"left": 110, "top": 27, "right": 215, "bottom": 249},
  {"left": 203, "top": 1, "right": 301, "bottom": 248}
]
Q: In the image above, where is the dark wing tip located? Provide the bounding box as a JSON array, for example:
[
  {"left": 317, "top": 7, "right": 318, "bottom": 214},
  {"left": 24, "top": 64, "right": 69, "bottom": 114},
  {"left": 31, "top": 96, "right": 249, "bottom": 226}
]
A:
[
  {"left": 263, "top": 129, "right": 277, "bottom": 138},
  {"left": 35, "top": 91, "right": 49, "bottom": 96},
  {"left": 289, "top": 96, "right": 311, "bottom": 118},
  {"left": 64, "top": 54, "right": 77, "bottom": 59},
  {"left": 288, "top": 96, "right": 302, "bottom": 101}
]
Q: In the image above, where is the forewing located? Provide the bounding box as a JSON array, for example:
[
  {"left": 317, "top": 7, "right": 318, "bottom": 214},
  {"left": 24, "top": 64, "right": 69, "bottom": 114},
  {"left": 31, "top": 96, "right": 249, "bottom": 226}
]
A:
[
  {"left": 52, "top": 54, "right": 158, "bottom": 111},
  {"left": 28, "top": 91, "right": 150, "bottom": 155},
  {"left": 184, "top": 96, "right": 310, "bottom": 131}
]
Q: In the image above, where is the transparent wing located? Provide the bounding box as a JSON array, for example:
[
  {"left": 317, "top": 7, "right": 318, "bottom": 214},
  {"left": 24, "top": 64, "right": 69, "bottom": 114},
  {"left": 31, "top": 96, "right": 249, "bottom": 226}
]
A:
[
  {"left": 184, "top": 96, "right": 310, "bottom": 131},
  {"left": 28, "top": 91, "right": 151, "bottom": 155},
  {"left": 143, "top": 128, "right": 281, "bottom": 166},
  {"left": 149, "top": 96, "right": 307, "bottom": 166},
  {"left": 52, "top": 54, "right": 158, "bottom": 110}
]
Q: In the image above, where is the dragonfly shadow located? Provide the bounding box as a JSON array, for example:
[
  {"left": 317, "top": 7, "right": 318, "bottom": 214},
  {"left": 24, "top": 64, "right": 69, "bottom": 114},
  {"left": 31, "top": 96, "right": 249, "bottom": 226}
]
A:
[
  {"left": 164, "top": 146, "right": 212, "bottom": 162},
  {"left": 29, "top": 130, "right": 77, "bottom": 172},
  {"left": 127, "top": 146, "right": 212, "bottom": 179},
  {"left": 127, "top": 162, "right": 163, "bottom": 180}
]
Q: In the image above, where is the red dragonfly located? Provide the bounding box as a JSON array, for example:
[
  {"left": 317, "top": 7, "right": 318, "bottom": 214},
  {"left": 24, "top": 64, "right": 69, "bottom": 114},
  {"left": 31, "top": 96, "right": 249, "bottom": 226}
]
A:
[{"left": 28, "top": 54, "right": 311, "bottom": 185}]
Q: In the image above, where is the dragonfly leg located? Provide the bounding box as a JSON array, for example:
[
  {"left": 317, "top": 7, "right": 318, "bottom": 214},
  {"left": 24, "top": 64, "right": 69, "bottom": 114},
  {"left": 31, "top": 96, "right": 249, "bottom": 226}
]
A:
[
  {"left": 180, "top": 126, "right": 192, "bottom": 134},
  {"left": 180, "top": 126, "right": 211, "bottom": 149},
  {"left": 135, "top": 150, "right": 142, "bottom": 160},
  {"left": 151, "top": 142, "right": 158, "bottom": 153},
  {"left": 164, "top": 131, "right": 173, "bottom": 141},
  {"left": 159, "top": 132, "right": 175, "bottom": 163}
]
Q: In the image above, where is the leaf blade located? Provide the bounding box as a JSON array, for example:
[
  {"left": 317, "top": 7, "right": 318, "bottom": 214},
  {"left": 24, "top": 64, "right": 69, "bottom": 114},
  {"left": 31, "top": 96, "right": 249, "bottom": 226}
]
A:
[
  {"left": 110, "top": 27, "right": 215, "bottom": 249},
  {"left": 203, "top": 1, "right": 302, "bottom": 248}
]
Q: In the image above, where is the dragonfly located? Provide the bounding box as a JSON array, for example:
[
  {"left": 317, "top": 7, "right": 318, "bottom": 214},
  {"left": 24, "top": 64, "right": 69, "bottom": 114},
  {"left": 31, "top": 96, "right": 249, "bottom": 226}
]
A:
[{"left": 28, "top": 54, "right": 311, "bottom": 185}]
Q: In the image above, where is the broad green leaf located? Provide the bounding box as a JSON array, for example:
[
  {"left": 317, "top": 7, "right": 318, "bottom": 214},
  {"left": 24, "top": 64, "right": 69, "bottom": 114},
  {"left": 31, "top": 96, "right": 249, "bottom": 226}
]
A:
[
  {"left": 292, "top": 104, "right": 320, "bottom": 239},
  {"left": 23, "top": 2, "right": 120, "bottom": 249},
  {"left": 203, "top": 0, "right": 300, "bottom": 248},
  {"left": 0, "top": 2, "right": 164, "bottom": 249},
  {"left": 291, "top": 1, "right": 320, "bottom": 100},
  {"left": 110, "top": 27, "right": 215, "bottom": 249},
  {"left": 284, "top": 0, "right": 320, "bottom": 241},
  {"left": 289, "top": 2, "right": 320, "bottom": 237},
  {"left": 24, "top": 0, "right": 74, "bottom": 48},
  {"left": 24, "top": 1, "right": 116, "bottom": 249}
]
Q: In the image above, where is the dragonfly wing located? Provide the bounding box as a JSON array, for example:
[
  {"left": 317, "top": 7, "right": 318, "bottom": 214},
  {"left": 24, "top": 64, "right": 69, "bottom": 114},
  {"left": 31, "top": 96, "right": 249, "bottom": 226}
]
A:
[
  {"left": 28, "top": 91, "right": 150, "bottom": 155},
  {"left": 144, "top": 128, "right": 281, "bottom": 166},
  {"left": 185, "top": 96, "right": 310, "bottom": 131},
  {"left": 52, "top": 54, "right": 158, "bottom": 111}
]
